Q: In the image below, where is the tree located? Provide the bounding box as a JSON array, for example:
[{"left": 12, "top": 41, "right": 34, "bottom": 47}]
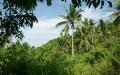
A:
[
  {"left": 74, "top": 0, "right": 112, "bottom": 8},
  {"left": 0, "top": 0, "right": 38, "bottom": 45},
  {"left": 1, "top": 41, "right": 31, "bottom": 75},
  {"left": 38, "top": 0, "right": 112, "bottom": 8},
  {"left": 75, "top": 18, "right": 96, "bottom": 52},
  {"left": 94, "top": 20, "right": 107, "bottom": 47},
  {"left": 110, "top": 0, "right": 120, "bottom": 34},
  {"left": 56, "top": 4, "right": 82, "bottom": 56}
]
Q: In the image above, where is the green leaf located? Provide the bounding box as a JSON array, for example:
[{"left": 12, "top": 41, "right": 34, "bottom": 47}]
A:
[
  {"left": 107, "top": 1, "right": 112, "bottom": 7},
  {"left": 88, "top": 1, "right": 93, "bottom": 8}
]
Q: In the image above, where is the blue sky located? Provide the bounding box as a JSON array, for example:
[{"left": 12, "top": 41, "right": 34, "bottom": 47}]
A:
[{"left": 20, "top": 0, "right": 114, "bottom": 47}]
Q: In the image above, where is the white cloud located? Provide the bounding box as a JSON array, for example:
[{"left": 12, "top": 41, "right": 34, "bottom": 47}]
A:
[
  {"left": 33, "top": 18, "right": 64, "bottom": 28},
  {"left": 81, "top": 7, "right": 113, "bottom": 20},
  {"left": 82, "top": 7, "right": 102, "bottom": 20},
  {"left": 22, "top": 17, "right": 64, "bottom": 47}
]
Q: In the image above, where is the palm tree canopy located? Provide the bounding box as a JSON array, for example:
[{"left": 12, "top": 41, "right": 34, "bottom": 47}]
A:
[
  {"left": 56, "top": 4, "right": 82, "bottom": 31},
  {"left": 66, "top": 4, "right": 82, "bottom": 23}
]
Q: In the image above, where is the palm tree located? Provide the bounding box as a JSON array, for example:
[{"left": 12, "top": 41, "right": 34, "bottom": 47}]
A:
[
  {"left": 96, "top": 19, "right": 106, "bottom": 45},
  {"left": 56, "top": 4, "right": 82, "bottom": 56},
  {"left": 111, "top": 15, "right": 120, "bottom": 38},
  {"left": 88, "top": 19, "right": 96, "bottom": 51},
  {"left": 79, "top": 18, "right": 95, "bottom": 51},
  {"left": 75, "top": 18, "right": 97, "bottom": 52},
  {"left": 110, "top": 1, "right": 120, "bottom": 34}
]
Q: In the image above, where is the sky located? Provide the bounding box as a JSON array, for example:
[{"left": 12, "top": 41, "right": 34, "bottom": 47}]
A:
[{"left": 20, "top": 0, "right": 114, "bottom": 47}]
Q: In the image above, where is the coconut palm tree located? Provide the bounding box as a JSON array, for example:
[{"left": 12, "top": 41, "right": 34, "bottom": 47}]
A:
[
  {"left": 56, "top": 4, "right": 82, "bottom": 56},
  {"left": 74, "top": 18, "right": 97, "bottom": 53},
  {"left": 79, "top": 18, "right": 96, "bottom": 51},
  {"left": 110, "top": 0, "right": 120, "bottom": 34}
]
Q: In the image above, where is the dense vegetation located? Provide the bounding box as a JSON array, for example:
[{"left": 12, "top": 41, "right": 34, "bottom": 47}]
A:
[
  {"left": 0, "top": 0, "right": 120, "bottom": 75},
  {"left": 0, "top": 13, "right": 120, "bottom": 75}
]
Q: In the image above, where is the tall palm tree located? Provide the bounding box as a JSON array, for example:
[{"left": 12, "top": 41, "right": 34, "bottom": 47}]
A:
[
  {"left": 56, "top": 4, "right": 82, "bottom": 56},
  {"left": 97, "top": 19, "right": 106, "bottom": 45},
  {"left": 88, "top": 19, "right": 96, "bottom": 51},
  {"left": 79, "top": 18, "right": 95, "bottom": 51},
  {"left": 74, "top": 18, "right": 96, "bottom": 53}
]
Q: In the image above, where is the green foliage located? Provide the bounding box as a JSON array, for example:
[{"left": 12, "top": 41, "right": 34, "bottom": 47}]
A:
[
  {"left": 0, "top": 41, "right": 31, "bottom": 75},
  {"left": 0, "top": 0, "right": 38, "bottom": 45},
  {"left": 0, "top": 36, "right": 120, "bottom": 75},
  {"left": 55, "top": 0, "right": 111, "bottom": 8},
  {"left": 0, "top": 1, "right": 118, "bottom": 75},
  {"left": 29, "top": 48, "right": 68, "bottom": 75}
]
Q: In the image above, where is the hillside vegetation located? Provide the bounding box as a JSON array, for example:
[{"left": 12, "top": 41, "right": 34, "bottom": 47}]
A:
[{"left": 0, "top": 19, "right": 120, "bottom": 75}]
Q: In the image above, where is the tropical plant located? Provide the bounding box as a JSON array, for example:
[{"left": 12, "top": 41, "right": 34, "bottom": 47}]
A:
[
  {"left": 74, "top": 18, "right": 96, "bottom": 52},
  {"left": 56, "top": 4, "right": 82, "bottom": 56}
]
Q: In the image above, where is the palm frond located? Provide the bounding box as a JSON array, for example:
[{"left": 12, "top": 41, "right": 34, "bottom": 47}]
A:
[
  {"left": 110, "top": 11, "right": 120, "bottom": 17},
  {"left": 113, "top": 16, "right": 120, "bottom": 25},
  {"left": 56, "top": 21, "right": 67, "bottom": 28},
  {"left": 61, "top": 24, "right": 69, "bottom": 36}
]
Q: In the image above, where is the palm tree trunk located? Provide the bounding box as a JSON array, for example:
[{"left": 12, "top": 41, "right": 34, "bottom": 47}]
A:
[
  {"left": 86, "top": 39, "right": 89, "bottom": 51},
  {"left": 71, "top": 28, "right": 74, "bottom": 56},
  {"left": 92, "top": 30, "right": 95, "bottom": 51},
  {"left": 92, "top": 38, "right": 95, "bottom": 51}
]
